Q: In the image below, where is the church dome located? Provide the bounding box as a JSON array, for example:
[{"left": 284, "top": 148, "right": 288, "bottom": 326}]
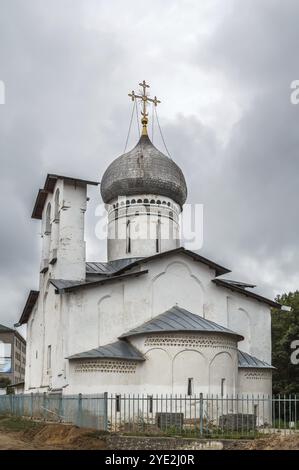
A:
[{"left": 100, "top": 134, "right": 187, "bottom": 207}]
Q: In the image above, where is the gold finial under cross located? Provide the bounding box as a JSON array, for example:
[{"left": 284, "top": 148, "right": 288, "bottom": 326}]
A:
[{"left": 128, "top": 80, "right": 161, "bottom": 136}]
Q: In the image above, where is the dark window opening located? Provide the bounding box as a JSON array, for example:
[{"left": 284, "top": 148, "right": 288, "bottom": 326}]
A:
[
  {"left": 156, "top": 219, "right": 161, "bottom": 253},
  {"left": 126, "top": 220, "right": 131, "bottom": 254},
  {"left": 187, "top": 378, "right": 193, "bottom": 396},
  {"left": 116, "top": 395, "right": 121, "bottom": 412},
  {"left": 221, "top": 378, "right": 225, "bottom": 397}
]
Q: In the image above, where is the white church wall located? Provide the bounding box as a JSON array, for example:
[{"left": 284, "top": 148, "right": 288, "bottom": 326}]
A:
[
  {"left": 173, "top": 350, "right": 207, "bottom": 395},
  {"left": 238, "top": 368, "right": 272, "bottom": 397},
  {"left": 42, "top": 285, "right": 64, "bottom": 390},
  {"left": 54, "top": 180, "right": 87, "bottom": 281},
  {"left": 67, "top": 359, "right": 142, "bottom": 395},
  {"left": 222, "top": 290, "right": 271, "bottom": 364},
  {"left": 150, "top": 259, "right": 205, "bottom": 318},
  {"left": 209, "top": 351, "right": 236, "bottom": 395},
  {"left": 237, "top": 368, "right": 273, "bottom": 424},
  {"left": 25, "top": 304, "right": 43, "bottom": 391}
]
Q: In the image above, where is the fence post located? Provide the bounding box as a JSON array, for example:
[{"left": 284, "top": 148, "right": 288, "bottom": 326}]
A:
[
  {"left": 9, "top": 393, "right": 13, "bottom": 415},
  {"left": 199, "top": 393, "right": 203, "bottom": 436},
  {"left": 30, "top": 392, "right": 34, "bottom": 419},
  {"left": 58, "top": 394, "right": 63, "bottom": 422},
  {"left": 103, "top": 392, "right": 108, "bottom": 431},
  {"left": 43, "top": 392, "right": 47, "bottom": 421},
  {"left": 77, "top": 393, "right": 82, "bottom": 427}
]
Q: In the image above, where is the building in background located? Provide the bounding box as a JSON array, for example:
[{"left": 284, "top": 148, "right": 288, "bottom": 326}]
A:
[{"left": 0, "top": 324, "right": 26, "bottom": 386}]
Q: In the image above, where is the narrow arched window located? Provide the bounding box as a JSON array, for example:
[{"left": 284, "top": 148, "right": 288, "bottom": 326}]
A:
[
  {"left": 54, "top": 189, "right": 60, "bottom": 221},
  {"left": 45, "top": 203, "right": 51, "bottom": 235},
  {"left": 126, "top": 220, "right": 131, "bottom": 254},
  {"left": 156, "top": 217, "right": 161, "bottom": 253}
]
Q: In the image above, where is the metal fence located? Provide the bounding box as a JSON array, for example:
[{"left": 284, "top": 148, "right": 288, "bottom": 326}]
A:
[
  {"left": 0, "top": 393, "right": 298, "bottom": 437},
  {"left": 0, "top": 393, "right": 107, "bottom": 430}
]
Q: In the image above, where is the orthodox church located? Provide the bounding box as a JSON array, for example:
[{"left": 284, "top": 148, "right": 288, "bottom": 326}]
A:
[{"left": 18, "top": 82, "right": 282, "bottom": 397}]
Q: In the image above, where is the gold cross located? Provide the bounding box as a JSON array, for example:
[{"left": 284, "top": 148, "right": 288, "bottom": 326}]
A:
[{"left": 128, "top": 80, "right": 161, "bottom": 135}]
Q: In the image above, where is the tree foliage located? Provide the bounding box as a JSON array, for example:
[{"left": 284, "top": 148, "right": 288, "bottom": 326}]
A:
[
  {"left": 271, "top": 291, "right": 299, "bottom": 394},
  {"left": 0, "top": 376, "right": 11, "bottom": 389}
]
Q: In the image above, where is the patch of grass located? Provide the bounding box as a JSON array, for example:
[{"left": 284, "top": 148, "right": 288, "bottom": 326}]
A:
[{"left": 0, "top": 416, "right": 43, "bottom": 433}]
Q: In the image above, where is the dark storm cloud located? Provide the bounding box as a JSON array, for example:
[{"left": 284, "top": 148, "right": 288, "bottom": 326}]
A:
[{"left": 0, "top": 0, "right": 298, "bottom": 327}]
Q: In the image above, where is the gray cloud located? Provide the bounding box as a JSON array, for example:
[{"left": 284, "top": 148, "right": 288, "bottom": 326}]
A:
[{"left": 0, "top": 0, "right": 298, "bottom": 328}]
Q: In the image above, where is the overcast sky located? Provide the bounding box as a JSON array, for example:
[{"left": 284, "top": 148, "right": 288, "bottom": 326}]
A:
[{"left": 0, "top": 0, "right": 298, "bottom": 329}]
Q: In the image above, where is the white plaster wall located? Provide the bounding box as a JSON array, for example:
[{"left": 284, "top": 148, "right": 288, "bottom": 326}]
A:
[
  {"left": 238, "top": 368, "right": 272, "bottom": 397},
  {"left": 237, "top": 368, "right": 273, "bottom": 424}
]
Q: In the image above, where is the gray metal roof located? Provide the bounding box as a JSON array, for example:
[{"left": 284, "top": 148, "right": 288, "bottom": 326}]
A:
[
  {"left": 50, "top": 270, "right": 148, "bottom": 293},
  {"left": 222, "top": 280, "right": 256, "bottom": 289},
  {"left": 0, "top": 324, "right": 14, "bottom": 333},
  {"left": 120, "top": 306, "right": 244, "bottom": 341},
  {"left": 50, "top": 279, "right": 84, "bottom": 290},
  {"left": 114, "top": 247, "right": 230, "bottom": 277},
  {"left": 238, "top": 350, "right": 275, "bottom": 369},
  {"left": 67, "top": 340, "right": 145, "bottom": 361},
  {"left": 86, "top": 258, "right": 142, "bottom": 275},
  {"left": 100, "top": 134, "right": 187, "bottom": 207},
  {"left": 212, "top": 278, "right": 281, "bottom": 308},
  {"left": 17, "top": 290, "right": 39, "bottom": 326}
]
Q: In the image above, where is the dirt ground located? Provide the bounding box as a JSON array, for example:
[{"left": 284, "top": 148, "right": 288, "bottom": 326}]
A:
[
  {"left": 224, "top": 434, "right": 299, "bottom": 450},
  {"left": 0, "top": 416, "right": 299, "bottom": 450},
  {"left": 0, "top": 417, "right": 108, "bottom": 450}
]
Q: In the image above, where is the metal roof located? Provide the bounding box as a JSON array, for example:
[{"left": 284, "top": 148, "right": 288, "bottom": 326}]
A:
[
  {"left": 32, "top": 174, "right": 99, "bottom": 220},
  {"left": 17, "top": 290, "right": 39, "bottom": 326},
  {"left": 86, "top": 257, "right": 142, "bottom": 276},
  {"left": 67, "top": 340, "right": 145, "bottom": 361},
  {"left": 120, "top": 305, "right": 244, "bottom": 341},
  {"left": 212, "top": 278, "right": 281, "bottom": 309},
  {"left": 0, "top": 324, "right": 15, "bottom": 333},
  {"left": 101, "top": 134, "right": 187, "bottom": 207},
  {"left": 114, "top": 247, "right": 230, "bottom": 277},
  {"left": 238, "top": 350, "right": 275, "bottom": 369},
  {"left": 222, "top": 280, "right": 256, "bottom": 289},
  {"left": 51, "top": 269, "right": 148, "bottom": 293}
]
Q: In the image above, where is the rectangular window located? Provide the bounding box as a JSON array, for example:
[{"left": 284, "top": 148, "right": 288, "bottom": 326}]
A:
[
  {"left": 187, "top": 378, "right": 193, "bottom": 396},
  {"left": 221, "top": 378, "right": 226, "bottom": 397},
  {"left": 116, "top": 394, "right": 121, "bottom": 413},
  {"left": 0, "top": 342, "right": 12, "bottom": 373},
  {"left": 47, "top": 345, "right": 51, "bottom": 370}
]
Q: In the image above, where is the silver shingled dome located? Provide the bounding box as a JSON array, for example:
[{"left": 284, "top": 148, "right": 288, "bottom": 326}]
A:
[{"left": 100, "top": 135, "right": 187, "bottom": 207}]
